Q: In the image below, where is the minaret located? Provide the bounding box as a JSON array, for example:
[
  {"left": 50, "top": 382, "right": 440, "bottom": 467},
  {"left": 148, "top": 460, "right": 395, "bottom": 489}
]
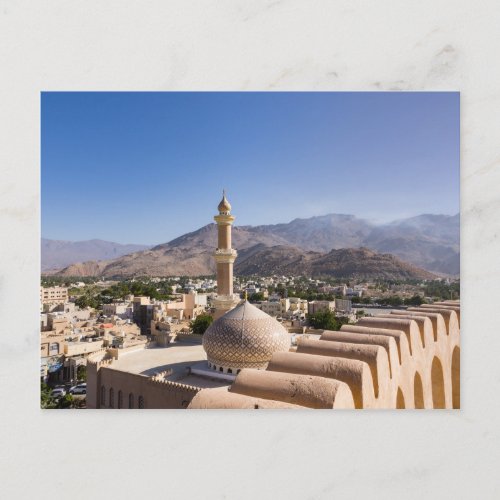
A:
[{"left": 213, "top": 190, "right": 239, "bottom": 319}]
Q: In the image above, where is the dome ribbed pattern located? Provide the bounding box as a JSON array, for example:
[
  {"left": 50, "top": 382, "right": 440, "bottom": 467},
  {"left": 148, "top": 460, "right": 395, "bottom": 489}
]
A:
[{"left": 203, "top": 301, "right": 290, "bottom": 370}]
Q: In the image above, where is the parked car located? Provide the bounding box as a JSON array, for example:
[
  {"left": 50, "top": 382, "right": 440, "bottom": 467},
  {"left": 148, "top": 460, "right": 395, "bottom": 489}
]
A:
[
  {"left": 50, "top": 387, "right": 66, "bottom": 398},
  {"left": 69, "top": 383, "right": 86, "bottom": 395}
]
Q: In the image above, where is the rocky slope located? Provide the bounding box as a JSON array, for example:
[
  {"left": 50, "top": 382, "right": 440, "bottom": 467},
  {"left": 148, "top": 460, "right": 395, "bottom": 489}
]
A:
[{"left": 235, "top": 245, "right": 436, "bottom": 280}]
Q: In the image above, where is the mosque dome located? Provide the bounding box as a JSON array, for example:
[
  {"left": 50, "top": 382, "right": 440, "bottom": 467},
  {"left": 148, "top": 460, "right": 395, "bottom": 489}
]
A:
[
  {"left": 203, "top": 301, "right": 290, "bottom": 373},
  {"left": 217, "top": 191, "right": 232, "bottom": 213}
]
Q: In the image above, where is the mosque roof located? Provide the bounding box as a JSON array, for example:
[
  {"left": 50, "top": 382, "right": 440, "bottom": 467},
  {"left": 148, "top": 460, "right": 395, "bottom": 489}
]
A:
[{"left": 202, "top": 301, "right": 290, "bottom": 370}]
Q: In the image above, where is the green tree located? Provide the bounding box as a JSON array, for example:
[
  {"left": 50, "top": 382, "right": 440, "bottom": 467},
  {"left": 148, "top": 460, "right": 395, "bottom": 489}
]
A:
[
  {"left": 307, "top": 310, "right": 348, "bottom": 331},
  {"left": 77, "top": 365, "right": 87, "bottom": 382},
  {"left": 405, "top": 294, "right": 425, "bottom": 306},
  {"left": 249, "top": 292, "right": 265, "bottom": 302},
  {"left": 190, "top": 314, "right": 214, "bottom": 335},
  {"left": 40, "top": 383, "right": 57, "bottom": 409}
]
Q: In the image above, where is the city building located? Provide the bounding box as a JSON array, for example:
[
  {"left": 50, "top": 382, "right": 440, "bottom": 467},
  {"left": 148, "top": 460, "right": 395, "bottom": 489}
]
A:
[
  {"left": 40, "top": 286, "right": 68, "bottom": 310},
  {"left": 307, "top": 300, "right": 336, "bottom": 315},
  {"left": 102, "top": 303, "right": 133, "bottom": 320},
  {"left": 335, "top": 298, "right": 352, "bottom": 313}
]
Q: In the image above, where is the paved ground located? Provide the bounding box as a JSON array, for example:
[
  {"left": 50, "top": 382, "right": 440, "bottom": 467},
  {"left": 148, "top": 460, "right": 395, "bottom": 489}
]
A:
[
  {"left": 109, "top": 343, "right": 207, "bottom": 376},
  {"left": 107, "top": 343, "right": 230, "bottom": 389}
]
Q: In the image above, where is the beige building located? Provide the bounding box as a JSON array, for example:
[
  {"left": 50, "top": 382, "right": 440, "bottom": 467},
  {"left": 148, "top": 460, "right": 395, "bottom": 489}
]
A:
[
  {"left": 40, "top": 286, "right": 68, "bottom": 310},
  {"left": 288, "top": 297, "right": 308, "bottom": 317},
  {"left": 258, "top": 298, "right": 296, "bottom": 317},
  {"left": 308, "top": 300, "right": 336, "bottom": 315},
  {"left": 102, "top": 303, "right": 133, "bottom": 319}
]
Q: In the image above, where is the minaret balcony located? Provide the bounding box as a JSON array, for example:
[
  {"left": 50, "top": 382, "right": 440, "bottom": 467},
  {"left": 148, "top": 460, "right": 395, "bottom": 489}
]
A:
[
  {"left": 214, "top": 214, "right": 235, "bottom": 225},
  {"left": 214, "top": 248, "right": 237, "bottom": 263},
  {"left": 215, "top": 248, "right": 237, "bottom": 256}
]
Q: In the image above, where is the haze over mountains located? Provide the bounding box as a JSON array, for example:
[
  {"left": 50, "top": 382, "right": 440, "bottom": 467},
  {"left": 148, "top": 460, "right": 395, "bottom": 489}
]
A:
[
  {"left": 43, "top": 213, "right": 459, "bottom": 279},
  {"left": 41, "top": 239, "right": 150, "bottom": 271}
]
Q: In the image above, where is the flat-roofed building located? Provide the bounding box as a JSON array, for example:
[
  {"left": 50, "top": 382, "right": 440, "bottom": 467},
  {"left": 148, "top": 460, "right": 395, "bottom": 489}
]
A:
[
  {"left": 308, "top": 300, "right": 336, "bottom": 315},
  {"left": 40, "top": 286, "right": 68, "bottom": 310}
]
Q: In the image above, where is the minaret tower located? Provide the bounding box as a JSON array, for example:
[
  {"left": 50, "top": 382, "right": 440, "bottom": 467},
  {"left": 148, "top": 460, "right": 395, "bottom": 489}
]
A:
[{"left": 213, "top": 190, "right": 239, "bottom": 319}]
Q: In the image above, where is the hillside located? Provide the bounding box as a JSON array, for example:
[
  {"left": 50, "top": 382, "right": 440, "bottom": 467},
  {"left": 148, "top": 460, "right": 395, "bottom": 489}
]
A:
[
  {"left": 52, "top": 225, "right": 288, "bottom": 278},
  {"left": 235, "top": 245, "right": 436, "bottom": 280}
]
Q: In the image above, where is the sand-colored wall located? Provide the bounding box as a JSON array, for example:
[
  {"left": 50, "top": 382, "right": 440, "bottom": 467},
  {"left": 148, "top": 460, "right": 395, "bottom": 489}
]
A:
[
  {"left": 86, "top": 356, "right": 200, "bottom": 410},
  {"left": 189, "top": 300, "right": 460, "bottom": 410}
]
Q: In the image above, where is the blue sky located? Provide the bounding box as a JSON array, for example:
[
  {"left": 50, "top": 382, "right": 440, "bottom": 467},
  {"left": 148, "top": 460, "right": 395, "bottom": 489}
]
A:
[{"left": 42, "top": 92, "right": 459, "bottom": 245}]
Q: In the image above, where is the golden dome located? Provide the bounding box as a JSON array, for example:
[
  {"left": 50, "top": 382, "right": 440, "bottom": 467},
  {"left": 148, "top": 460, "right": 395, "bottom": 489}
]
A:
[
  {"left": 217, "top": 190, "right": 232, "bottom": 213},
  {"left": 203, "top": 301, "right": 290, "bottom": 371}
]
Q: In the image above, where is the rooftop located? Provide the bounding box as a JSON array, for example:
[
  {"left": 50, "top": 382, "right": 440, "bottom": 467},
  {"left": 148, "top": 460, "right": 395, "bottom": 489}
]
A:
[{"left": 107, "top": 343, "right": 229, "bottom": 389}]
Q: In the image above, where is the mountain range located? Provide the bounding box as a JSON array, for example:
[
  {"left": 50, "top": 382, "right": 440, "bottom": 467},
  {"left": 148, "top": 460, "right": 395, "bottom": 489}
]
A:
[
  {"left": 43, "top": 212, "right": 459, "bottom": 279},
  {"left": 41, "top": 239, "right": 150, "bottom": 271}
]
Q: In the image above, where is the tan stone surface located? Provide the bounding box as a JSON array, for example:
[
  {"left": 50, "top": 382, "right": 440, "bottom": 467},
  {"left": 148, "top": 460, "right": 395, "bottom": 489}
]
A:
[
  {"left": 188, "top": 386, "right": 307, "bottom": 409},
  {"left": 230, "top": 368, "right": 355, "bottom": 409},
  {"left": 267, "top": 351, "right": 375, "bottom": 409}
]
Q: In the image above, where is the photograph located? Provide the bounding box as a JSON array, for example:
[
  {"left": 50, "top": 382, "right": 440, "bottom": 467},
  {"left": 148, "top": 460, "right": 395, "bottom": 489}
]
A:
[{"left": 40, "top": 91, "right": 460, "bottom": 410}]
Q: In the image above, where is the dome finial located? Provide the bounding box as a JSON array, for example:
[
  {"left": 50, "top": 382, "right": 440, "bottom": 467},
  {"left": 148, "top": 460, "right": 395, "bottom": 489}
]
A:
[{"left": 218, "top": 189, "right": 232, "bottom": 213}]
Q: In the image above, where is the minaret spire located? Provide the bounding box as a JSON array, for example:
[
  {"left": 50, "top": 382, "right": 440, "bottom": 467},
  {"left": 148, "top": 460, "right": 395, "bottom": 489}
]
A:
[{"left": 213, "top": 191, "right": 238, "bottom": 319}]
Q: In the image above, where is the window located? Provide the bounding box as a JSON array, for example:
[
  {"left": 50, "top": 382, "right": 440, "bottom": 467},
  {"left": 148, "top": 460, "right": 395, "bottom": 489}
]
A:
[
  {"left": 138, "top": 396, "right": 145, "bottom": 409},
  {"left": 101, "top": 386, "right": 106, "bottom": 406},
  {"left": 49, "top": 343, "right": 59, "bottom": 354},
  {"left": 118, "top": 390, "right": 123, "bottom": 409},
  {"left": 129, "top": 393, "right": 134, "bottom": 409},
  {"left": 109, "top": 388, "right": 114, "bottom": 408}
]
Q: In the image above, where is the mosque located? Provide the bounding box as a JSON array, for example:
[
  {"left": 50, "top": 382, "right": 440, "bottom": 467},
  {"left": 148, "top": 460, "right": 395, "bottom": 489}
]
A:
[
  {"left": 204, "top": 191, "right": 290, "bottom": 374},
  {"left": 86, "top": 192, "right": 293, "bottom": 409},
  {"left": 86, "top": 192, "right": 460, "bottom": 410}
]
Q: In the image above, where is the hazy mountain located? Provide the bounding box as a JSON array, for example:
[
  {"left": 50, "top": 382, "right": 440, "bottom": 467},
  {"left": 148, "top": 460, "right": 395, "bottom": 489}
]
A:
[
  {"left": 252, "top": 213, "right": 459, "bottom": 275},
  {"left": 251, "top": 214, "right": 374, "bottom": 251},
  {"left": 41, "top": 238, "right": 151, "bottom": 271},
  {"left": 362, "top": 214, "right": 459, "bottom": 274},
  {"left": 46, "top": 212, "right": 459, "bottom": 277},
  {"left": 152, "top": 224, "right": 290, "bottom": 253}
]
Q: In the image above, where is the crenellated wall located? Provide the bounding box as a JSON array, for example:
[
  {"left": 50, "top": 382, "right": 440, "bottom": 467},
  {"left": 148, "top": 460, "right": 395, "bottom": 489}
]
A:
[
  {"left": 87, "top": 360, "right": 201, "bottom": 409},
  {"left": 189, "top": 301, "right": 461, "bottom": 410}
]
